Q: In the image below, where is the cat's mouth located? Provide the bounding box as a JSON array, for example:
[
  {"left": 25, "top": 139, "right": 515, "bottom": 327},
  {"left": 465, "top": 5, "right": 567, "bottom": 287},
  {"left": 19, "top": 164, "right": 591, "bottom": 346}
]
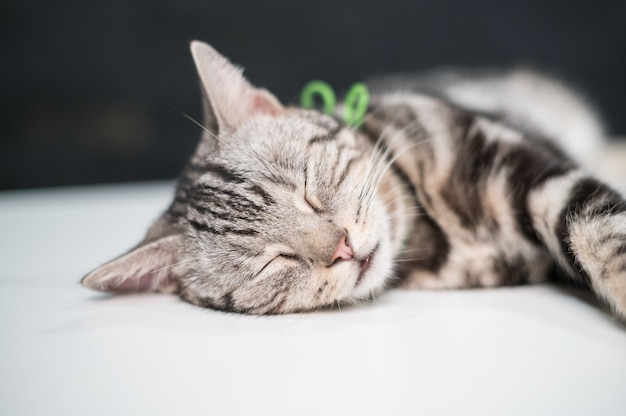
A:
[{"left": 356, "top": 243, "right": 379, "bottom": 286}]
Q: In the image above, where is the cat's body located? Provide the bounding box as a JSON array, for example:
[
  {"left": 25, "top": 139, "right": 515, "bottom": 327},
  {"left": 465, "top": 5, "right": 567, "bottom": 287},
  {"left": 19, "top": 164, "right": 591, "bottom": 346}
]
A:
[{"left": 82, "top": 41, "right": 626, "bottom": 318}]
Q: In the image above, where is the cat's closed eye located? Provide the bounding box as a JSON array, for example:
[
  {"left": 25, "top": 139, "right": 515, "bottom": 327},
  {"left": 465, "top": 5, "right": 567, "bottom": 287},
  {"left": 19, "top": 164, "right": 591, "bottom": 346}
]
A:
[{"left": 257, "top": 253, "right": 300, "bottom": 276}]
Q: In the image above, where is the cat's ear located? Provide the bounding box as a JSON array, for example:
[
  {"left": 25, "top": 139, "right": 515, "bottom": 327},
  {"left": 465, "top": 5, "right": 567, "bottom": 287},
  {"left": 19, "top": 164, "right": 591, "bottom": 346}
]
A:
[
  {"left": 81, "top": 233, "right": 182, "bottom": 294},
  {"left": 190, "top": 40, "right": 283, "bottom": 134}
]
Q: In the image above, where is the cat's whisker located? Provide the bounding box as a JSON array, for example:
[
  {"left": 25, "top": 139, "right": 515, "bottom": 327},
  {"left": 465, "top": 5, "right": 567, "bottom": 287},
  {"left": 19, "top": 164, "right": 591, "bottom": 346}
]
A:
[
  {"left": 379, "top": 183, "right": 410, "bottom": 206},
  {"left": 383, "top": 195, "right": 420, "bottom": 210},
  {"left": 379, "top": 189, "right": 420, "bottom": 217},
  {"left": 365, "top": 131, "right": 402, "bottom": 190},
  {"left": 396, "top": 247, "right": 426, "bottom": 254},
  {"left": 364, "top": 139, "right": 428, "bottom": 213},
  {"left": 359, "top": 130, "right": 385, "bottom": 200},
  {"left": 386, "top": 207, "right": 422, "bottom": 218},
  {"left": 361, "top": 141, "right": 400, "bottom": 209},
  {"left": 393, "top": 257, "right": 426, "bottom": 263},
  {"left": 388, "top": 211, "right": 425, "bottom": 220},
  {"left": 359, "top": 124, "right": 396, "bottom": 201},
  {"left": 361, "top": 119, "right": 413, "bottom": 201},
  {"left": 370, "top": 135, "right": 432, "bottom": 198},
  {"left": 174, "top": 107, "right": 225, "bottom": 144},
  {"left": 362, "top": 122, "right": 429, "bottom": 206},
  {"left": 382, "top": 203, "right": 423, "bottom": 220}
]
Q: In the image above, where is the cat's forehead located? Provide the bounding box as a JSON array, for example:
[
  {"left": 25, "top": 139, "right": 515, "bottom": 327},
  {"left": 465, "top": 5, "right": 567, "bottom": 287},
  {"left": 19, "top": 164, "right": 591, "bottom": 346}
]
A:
[{"left": 221, "top": 110, "right": 346, "bottom": 158}]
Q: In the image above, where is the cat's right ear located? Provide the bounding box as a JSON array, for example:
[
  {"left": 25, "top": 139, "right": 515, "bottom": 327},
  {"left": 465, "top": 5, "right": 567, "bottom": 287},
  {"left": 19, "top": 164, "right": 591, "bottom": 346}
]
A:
[
  {"left": 190, "top": 41, "right": 283, "bottom": 135},
  {"left": 81, "top": 233, "right": 183, "bottom": 294}
]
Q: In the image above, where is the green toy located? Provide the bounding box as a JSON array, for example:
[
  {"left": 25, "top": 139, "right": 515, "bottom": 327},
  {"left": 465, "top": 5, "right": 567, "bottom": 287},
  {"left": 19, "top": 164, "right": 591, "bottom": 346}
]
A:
[{"left": 300, "top": 81, "right": 370, "bottom": 128}]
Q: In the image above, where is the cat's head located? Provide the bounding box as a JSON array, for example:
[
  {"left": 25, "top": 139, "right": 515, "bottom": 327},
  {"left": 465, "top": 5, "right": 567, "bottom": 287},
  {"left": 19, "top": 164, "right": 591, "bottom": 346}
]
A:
[{"left": 82, "top": 41, "right": 405, "bottom": 314}]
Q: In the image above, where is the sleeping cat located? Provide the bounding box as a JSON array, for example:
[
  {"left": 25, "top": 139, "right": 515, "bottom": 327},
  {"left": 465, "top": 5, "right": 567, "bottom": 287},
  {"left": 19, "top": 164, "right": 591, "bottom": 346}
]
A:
[{"left": 82, "top": 41, "right": 626, "bottom": 317}]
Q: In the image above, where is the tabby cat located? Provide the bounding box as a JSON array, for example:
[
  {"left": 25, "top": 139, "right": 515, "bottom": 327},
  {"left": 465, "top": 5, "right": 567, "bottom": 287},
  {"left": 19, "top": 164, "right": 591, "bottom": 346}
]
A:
[{"left": 82, "top": 41, "right": 626, "bottom": 317}]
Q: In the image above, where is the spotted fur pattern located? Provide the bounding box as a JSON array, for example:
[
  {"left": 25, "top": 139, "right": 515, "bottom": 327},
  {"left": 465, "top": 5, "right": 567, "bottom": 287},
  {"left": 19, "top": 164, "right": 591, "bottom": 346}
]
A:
[{"left": 82, "top": 41, "right": 626, "bottom": 318}]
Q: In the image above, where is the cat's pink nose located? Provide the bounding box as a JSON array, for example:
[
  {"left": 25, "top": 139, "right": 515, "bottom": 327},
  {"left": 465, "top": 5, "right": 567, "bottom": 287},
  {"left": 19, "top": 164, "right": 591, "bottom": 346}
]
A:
[{"left": 331, "top": 235, "right": 354, "bottom": 264}]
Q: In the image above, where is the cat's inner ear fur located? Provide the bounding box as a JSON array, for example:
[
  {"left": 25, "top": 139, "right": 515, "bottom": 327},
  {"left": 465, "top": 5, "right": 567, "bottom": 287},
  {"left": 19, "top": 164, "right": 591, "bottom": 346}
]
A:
[
  {"left": 81, "top": 233, "right": 183, "bottom": 294},
  {"left": 190, "top": 40, "right": 283, "bottom": 134}
]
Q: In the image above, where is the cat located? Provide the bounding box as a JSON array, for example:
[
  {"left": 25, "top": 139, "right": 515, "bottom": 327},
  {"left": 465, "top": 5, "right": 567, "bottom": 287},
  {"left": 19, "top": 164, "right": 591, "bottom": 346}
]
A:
[{"left": 81, "top": 40, "right": 626, "bottom": 317}]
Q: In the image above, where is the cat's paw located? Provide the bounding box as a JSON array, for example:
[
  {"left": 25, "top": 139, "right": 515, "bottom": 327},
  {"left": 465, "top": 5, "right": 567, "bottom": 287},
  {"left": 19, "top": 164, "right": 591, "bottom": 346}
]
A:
[{"left": 568, "top": 213, "right": 626, "bottom": 320}]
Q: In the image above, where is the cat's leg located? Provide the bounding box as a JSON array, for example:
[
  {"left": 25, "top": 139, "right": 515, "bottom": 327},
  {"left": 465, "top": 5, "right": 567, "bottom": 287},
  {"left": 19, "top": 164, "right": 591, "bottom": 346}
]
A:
[{"left": 527, "top": 170, "right": 626, "bottom": 318}]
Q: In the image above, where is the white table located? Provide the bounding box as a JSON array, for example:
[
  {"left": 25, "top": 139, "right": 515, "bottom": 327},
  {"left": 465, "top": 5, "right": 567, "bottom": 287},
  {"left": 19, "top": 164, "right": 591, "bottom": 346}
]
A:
[{"left": 2, "top": 181, "right": 625, "bottom": 416}]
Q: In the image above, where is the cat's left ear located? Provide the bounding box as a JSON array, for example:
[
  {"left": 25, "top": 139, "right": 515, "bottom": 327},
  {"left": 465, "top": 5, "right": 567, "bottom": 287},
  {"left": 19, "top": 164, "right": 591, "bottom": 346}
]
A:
[{"left": 190, "top": 40, "right": 283, "bottom": 134}]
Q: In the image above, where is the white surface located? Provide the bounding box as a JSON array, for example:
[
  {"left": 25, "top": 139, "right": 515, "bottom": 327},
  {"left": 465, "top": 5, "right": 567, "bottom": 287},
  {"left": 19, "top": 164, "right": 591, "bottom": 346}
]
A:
[{"left": 1, "top": 182, "right": 626, "bottom": 416}]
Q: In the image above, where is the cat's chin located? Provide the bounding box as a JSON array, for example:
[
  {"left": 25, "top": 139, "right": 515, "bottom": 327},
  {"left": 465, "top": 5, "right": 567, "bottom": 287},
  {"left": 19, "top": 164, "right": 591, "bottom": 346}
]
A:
[{"left": 346, "top": 241, "right": 393, "bottom": 300}]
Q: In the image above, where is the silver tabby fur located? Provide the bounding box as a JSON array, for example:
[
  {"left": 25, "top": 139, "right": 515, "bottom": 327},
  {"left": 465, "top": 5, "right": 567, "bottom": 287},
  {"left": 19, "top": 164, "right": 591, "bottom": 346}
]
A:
[{"left": 82, "top": 41, "right": 626, "bottom": 318}]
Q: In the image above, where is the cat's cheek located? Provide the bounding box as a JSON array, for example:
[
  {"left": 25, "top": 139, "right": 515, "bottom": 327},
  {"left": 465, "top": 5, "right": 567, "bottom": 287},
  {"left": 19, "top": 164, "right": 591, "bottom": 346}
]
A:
[{"left": 311, "top": 263, "right": 358, "bottom": 305}]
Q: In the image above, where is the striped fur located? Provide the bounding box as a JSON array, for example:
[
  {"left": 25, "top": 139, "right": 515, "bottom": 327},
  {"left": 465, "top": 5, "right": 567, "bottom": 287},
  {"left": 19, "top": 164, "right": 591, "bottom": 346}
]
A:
[{"left": 82, "top": 41, "right": 626, "bottom": 319}]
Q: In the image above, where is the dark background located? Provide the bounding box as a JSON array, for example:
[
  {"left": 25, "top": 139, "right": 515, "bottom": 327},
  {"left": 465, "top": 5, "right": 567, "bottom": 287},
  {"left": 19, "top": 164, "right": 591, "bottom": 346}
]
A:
[{"left": 3, "top": 0, "right": 626, "bottom": 190}]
